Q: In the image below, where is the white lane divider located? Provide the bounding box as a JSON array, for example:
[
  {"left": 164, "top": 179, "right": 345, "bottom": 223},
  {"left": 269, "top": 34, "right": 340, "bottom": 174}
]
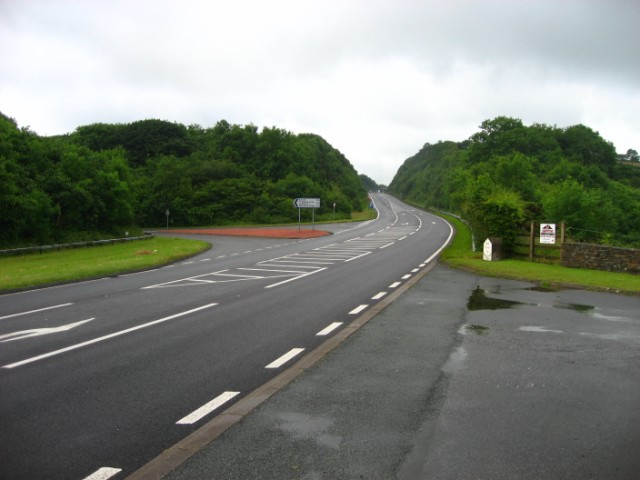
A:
[
  {"left": 176, "top": 391, "right": 240, "bottom": 425},
  {"left": 401, "top": 274, "right": 412, "bottom": 280},
  {"left": 265, "top": 348, "right": 305, "bottom": 369},
  {"left": 389, "top": 282, "right": 402, "bottom": 288},
  {"left": 371, "top": 292, "right": 387, "bottom": 300},
  {"left": 316, "top": 322, "right": 343, "bottom": 336},
  {"left": 349, "top": 304, "right": 368, "bottom": 315},
  {"left": 3, "top": 303, "right": 219, "bottom": 369},
  {"left": 0, "top": 303, "right": 74, "bottom": 321},
  {"left": 83, "top": 467, "right": 122, "bottom": 480}
]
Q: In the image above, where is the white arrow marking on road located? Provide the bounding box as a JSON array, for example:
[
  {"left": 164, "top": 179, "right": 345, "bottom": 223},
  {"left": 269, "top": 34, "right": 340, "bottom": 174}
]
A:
[
  {"left": 3, "top": 303, "right": 218, "bottom": 369},
  {"left": 0, "top": 302, "right": 74, "bottom": 321},
  {"left": 0, "top": 318, "right": 94, "bottom": 342}
]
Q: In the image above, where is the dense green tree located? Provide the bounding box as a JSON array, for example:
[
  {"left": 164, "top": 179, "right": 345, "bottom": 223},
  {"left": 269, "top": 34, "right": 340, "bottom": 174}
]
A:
[{"left": 390, "top": 116, "right": 640, "bottom": 250}]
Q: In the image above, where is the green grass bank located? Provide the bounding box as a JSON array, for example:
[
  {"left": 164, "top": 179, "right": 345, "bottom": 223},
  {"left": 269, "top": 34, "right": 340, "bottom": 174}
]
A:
[{"left": 437, "top": 212, "right": 640, "bottom": 295}]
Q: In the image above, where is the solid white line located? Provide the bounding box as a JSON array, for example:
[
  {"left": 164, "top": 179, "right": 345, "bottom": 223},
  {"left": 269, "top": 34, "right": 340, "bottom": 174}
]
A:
[
  {"left": 349, "top": 304, "right": 368, "bottom": 315},
  {"left": 265, "top": 267, "right": 327, "bottom": 289},
  {"left": 371, "top": 292, "right": 387, "bottom": 300},
  {"left": 176, "top": 391, "right": 240, "bottom": 425},
  {"left": 0, "top": 303, "right": 74, "bottom": 321},
  {"left": 265, "top": 348, "right": 305, "bottom": 368},
  {"left": 316, "top": 322, "right": 343, "bottom": 336},
  {"left": 3, "top": 303, "right": 219, "bottom": 369},
  {"left": 389, "top": 282, "right": 402, "bottom": 288},
  {"left": 83, "top": 467, "right": 122, "bottom": 480}
]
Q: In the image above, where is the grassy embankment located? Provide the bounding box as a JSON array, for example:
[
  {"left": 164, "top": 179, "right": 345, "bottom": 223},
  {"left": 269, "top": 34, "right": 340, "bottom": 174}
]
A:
[
  {"left": 438, "top": 212, "right": 640, "bottom": 295},
  {"left": 0, "top": 237, "right": 210, "bottom": 292}
]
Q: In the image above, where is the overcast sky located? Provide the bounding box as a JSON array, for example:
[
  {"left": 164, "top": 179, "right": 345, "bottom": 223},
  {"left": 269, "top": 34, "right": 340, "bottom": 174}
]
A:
[{"left": 1, "top": 0, "right": 638, "bottom": 184}]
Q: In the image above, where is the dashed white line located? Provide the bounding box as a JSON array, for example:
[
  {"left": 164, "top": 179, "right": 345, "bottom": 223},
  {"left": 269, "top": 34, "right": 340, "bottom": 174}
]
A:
[
  {"left": 389, "top": 282, "right": 402, "bottom": 288},
  {"left": 349, "top": 304, "right": 369, "bottom": 315},
  {"left": 82, "top": 467, "right": 122, "bottom": 480},
  {"left": 402, "top": 274, "right": 412, "bottom": 280},
  {"left": 411, "top": 268, "right": 420, "bottom": 273},
  {"left": 3, "top": 303, "right": 219, "bottom": 369},
  {"left": 0, "top": 303, "right": 74, "bottom": 321},
  {"left": 176, "top": 391, "right": 240, "bottom": 425},
  {"left": 316, "top": 322, "right": 343, "bottom": 336},
  {"left": 371, "top": 292, "right": 387, "bottom": 300},
  {"left": 265, "top": 348, "right": 305, "bottom": 368}
]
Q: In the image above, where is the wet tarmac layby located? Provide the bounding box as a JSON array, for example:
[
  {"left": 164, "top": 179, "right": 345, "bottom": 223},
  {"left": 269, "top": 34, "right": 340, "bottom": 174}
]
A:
[{"left": 141, "top": 265, "right": 640, "bottom": 480}]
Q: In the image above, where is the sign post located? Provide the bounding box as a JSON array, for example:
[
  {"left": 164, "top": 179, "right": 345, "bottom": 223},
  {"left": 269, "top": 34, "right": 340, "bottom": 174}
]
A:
[
  {"left": 165, "top": 209, "right": 170, "bottom": 229},
  {"left": 293, "top": 198, "right": 320, "bottom": 232}
]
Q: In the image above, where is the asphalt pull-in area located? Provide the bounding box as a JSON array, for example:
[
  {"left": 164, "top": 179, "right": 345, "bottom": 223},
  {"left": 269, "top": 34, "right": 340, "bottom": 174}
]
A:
[{"left": 137, "top": 264, "right": 640, "bottom": 480}]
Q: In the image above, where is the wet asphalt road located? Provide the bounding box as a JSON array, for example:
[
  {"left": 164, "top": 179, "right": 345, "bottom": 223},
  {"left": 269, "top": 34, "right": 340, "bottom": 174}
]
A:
[{"left": 161, "top": 264, "right": 640, "bottom": 480}]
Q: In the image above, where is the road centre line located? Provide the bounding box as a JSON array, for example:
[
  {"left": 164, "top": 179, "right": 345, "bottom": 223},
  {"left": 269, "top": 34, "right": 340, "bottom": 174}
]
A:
[
  {"left": 265, "top": 348, "right": 305, "bottom": 368},
  {"left": 2, "top": 303, "right": 219, "bottom": 369},
  {"left": 176, "top": 391, "right": 240, "bottom": 425},
  {"left": 82, "top": 467, "right": 122, "bottom": 480},
  {"left": 316, "top": 322, "right": 343, "bottom": 336},
  {"left": 349, "top": 304, "right": 369, "bottom": 315},
  {"left": 0, "top": 303, "right": 74, "bottom": 321}
]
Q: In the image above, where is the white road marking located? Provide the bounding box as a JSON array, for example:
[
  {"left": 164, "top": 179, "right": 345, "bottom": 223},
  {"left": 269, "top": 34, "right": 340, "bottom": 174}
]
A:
[
  {"left": 3, "top": 303, "right": 218, "bottom": 369},
  {"left": 349, "top": 304, "right": 368, "bottom": 315},
  {"left": 316, "top": 322, "right": 343, "bottom": 336},
  {"left": 0, "top": 318, "right": 94, "bottom": 342},
  {"left": 0, "top": 303, "right": 73, "bottom": 321},
  {"left": 402, "top": 274, "right": 412, "bottom": 279},
  {"left": 389, "top": 282, "right": 402, "bottom": 288},
  {"left": 265, "top": 267, "right": 327, "bottom": 289},
  {"left": 265, "top": 348, "right": 305, "bottom": 368},
  {"left": 411, "top": 268, "right": 420, "bottom": 273},
  {"left": 82, "top": 467, "right": 122, "bottom": 480},
  {"left": 176, "top": 391, "right": 240, "bottom": 425},
  {"left": 371, "top": 292, "right": 387, "bottom": 300}
]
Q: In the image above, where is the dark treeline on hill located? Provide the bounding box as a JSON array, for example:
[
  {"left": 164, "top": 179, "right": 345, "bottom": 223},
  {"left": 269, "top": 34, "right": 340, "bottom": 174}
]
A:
[
  {"left": 389, "top": 116, "right": 640, "bottom": 252},
  {"left": 0, "top": 113, "right": 367, "bottom": 247}
]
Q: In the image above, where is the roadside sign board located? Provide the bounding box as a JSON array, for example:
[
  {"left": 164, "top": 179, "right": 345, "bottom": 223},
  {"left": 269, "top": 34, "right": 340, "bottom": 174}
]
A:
[
  {"left": 293, "top": 198, "right": 320, "bottom": 208},
  {"left": 540, "top": 223, "right": 556, "bottom": 244}
]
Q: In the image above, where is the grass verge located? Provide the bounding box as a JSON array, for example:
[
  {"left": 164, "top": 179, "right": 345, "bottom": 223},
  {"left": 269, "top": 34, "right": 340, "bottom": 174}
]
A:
[
  {"left": 0, "top": 237, "right": 210, "bottom": 292},
  {"left": 437, "top": 212, "right": 640, "bottom": 295}
]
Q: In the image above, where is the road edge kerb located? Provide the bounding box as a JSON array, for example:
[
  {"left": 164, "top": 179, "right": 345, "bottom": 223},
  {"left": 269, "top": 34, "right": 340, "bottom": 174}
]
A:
[{"left": 125, "top": 259, "right": 440, "bottom": 480}]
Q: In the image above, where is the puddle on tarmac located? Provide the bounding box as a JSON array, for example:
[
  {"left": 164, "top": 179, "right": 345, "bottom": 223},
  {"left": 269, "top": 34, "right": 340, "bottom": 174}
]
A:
[
  {"left": 555, "top": 303, "right": 595, "bottom": 313},
  {"left": 467, "top": 286, "right": 522, "bottom": 311},
  {"left": 465, "top": 324, "right": 489, "bottom": 335}
]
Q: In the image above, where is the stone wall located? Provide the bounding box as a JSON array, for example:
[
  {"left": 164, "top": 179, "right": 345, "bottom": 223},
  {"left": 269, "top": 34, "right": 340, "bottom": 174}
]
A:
[{"left": 561, "top": 242, "right": 640, "bottom": 274}]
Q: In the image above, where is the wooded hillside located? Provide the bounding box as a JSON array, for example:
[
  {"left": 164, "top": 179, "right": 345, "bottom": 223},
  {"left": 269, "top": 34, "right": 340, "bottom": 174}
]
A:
[
  {"left": 389, "top": 117, "right": 640, "bottom": 249},
  {"left": 0, "top": 113, "right": 366, "bottom": 247}
]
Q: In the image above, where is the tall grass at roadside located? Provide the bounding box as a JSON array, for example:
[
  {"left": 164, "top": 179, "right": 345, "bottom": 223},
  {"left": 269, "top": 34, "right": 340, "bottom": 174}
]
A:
[
  {"left": 0, "top": 237, "right": 210, "bottom": 291},
  {"left": 437, "top": 212, "right": 640, "bottom": 294}
]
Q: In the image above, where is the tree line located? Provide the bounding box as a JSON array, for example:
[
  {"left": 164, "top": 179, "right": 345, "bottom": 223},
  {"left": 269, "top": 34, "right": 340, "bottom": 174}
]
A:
[
  {"left": 0, "top": 113, "right": 367, "bottom": 247},
  {"left": 389, "top": 116, "right": 640, "bottom": 252}
]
